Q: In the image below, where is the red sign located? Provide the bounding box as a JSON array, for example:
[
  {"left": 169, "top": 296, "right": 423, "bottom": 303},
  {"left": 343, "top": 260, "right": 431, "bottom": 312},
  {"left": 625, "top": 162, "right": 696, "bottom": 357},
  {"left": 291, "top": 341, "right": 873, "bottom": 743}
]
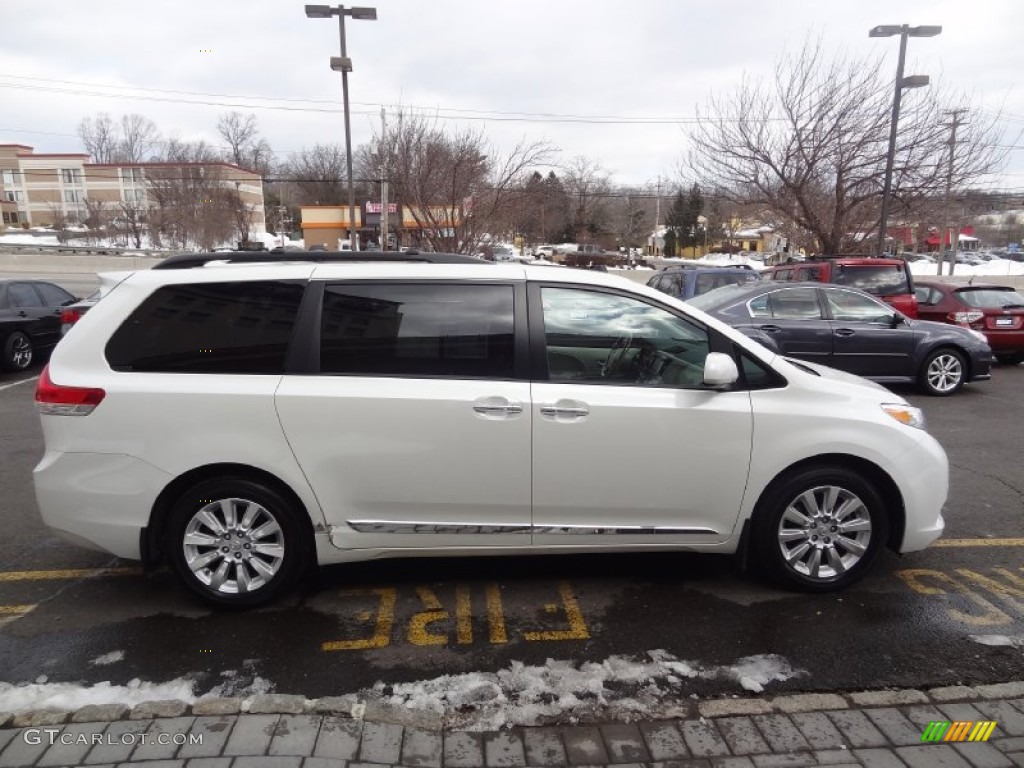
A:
[{"left": 366, "top": 202, "right": 398, "bottom": 214}]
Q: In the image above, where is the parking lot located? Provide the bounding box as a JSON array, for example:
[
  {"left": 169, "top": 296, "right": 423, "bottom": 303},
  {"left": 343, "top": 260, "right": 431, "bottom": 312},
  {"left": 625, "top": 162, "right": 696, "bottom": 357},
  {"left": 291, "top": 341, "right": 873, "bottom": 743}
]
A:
[{"left": 0, "top": 270, "right": 1021, "bottom": 710}]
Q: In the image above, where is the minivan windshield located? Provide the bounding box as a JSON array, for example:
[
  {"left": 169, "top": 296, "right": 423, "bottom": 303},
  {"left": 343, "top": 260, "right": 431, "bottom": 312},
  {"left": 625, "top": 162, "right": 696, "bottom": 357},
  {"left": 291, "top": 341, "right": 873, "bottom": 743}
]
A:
[{"left": 832, "top": 264, "right": 909, "bottom": 296}]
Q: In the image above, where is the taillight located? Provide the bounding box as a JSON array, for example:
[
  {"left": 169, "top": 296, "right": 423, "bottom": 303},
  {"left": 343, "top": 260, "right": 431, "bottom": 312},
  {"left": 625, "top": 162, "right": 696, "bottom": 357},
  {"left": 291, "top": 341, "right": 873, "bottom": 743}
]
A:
[
  {"left": 35, "top": 365, "right": 105, "bottom": 416},
  {"left": 948, "top": 311, "right": 984, "bottom": 326},
  {"left": 60, "top": 308, "right": 84, "bottom": 325}
]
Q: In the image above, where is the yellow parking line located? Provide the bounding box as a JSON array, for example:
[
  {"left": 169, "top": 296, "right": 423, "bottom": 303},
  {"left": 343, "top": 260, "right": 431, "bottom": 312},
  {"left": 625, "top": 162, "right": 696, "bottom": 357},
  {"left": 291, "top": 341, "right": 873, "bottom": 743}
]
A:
[
  {"left": 0, "top": 605, "right": 35, "bottom": 615},
  {"left": 0, "top": 567, "right": 142, "bottom": 582},
  {"left": 933, "top": 538, "right": 1024, "bottom": 548}
]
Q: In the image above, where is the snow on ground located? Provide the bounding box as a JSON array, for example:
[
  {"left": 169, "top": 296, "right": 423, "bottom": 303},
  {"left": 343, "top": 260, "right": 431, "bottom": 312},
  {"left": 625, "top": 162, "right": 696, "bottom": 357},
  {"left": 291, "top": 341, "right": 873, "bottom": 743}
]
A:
[
  {"left": 368, "top": 651, "right": 805, "bottom": 731},
  {"left": 0, "top": 652, "right": 804, "bottom": 728},
  {"left": 0, "top": 678, "right": 198, "bottom": 714},
  {"left": 908, "top": 258, "right": 1024, "bottom": 277},
  {"left": 968, "top": 634, "right": 1024, "bottom": 648},
  {"left": 0, "top": 233, "right": 61, "bottom": 246}
]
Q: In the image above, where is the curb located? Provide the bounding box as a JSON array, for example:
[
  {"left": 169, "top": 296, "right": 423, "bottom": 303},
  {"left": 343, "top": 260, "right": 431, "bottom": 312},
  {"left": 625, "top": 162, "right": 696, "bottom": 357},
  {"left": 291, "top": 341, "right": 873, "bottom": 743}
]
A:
[{"left": 3, "top": 681, "right": 1022, "bottom": 731}]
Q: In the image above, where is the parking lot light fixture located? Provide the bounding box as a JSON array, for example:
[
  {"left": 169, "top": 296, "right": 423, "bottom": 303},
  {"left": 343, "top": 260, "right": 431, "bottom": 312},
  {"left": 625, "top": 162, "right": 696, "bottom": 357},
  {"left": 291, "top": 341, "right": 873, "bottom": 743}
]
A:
[
  {"left": 870, "top": 23, "right": 941, "bottom": 256},
  {"left": 305, "top": 4, "right": 378, "bottom": 252}
]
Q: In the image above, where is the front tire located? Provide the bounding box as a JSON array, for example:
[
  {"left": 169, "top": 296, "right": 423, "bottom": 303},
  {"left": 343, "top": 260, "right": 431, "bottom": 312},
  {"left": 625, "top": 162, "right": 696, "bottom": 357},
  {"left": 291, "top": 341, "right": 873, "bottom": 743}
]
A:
[
  {"left": 166, "top": 477, "right": 311, "bottom": 607},
  {"left": 752, "top": 466, "right": 888, "bottom": 592},
  {"left": 1, "top": 332, "right": 33, "bottom": 372},
  {"left": 918, "top": 347, "right": 966, "bottom": 396}
]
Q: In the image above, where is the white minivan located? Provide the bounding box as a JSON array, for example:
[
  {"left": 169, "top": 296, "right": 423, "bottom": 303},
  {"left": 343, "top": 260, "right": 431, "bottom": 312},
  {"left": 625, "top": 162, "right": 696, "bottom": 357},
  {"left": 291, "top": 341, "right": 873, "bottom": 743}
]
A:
[{"left": 34, "top": 252, "right": 947, "bottom": 607}]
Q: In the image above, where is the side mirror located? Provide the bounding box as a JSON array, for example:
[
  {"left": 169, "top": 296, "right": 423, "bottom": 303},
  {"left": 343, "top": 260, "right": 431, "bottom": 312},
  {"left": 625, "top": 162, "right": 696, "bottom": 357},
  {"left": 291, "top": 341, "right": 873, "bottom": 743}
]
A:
[
  {"left": 890, "top": 313, "right": 906, "bottom": 327},
  {"left": 703, "top": 352, "right": 740, "bottom": 390}
]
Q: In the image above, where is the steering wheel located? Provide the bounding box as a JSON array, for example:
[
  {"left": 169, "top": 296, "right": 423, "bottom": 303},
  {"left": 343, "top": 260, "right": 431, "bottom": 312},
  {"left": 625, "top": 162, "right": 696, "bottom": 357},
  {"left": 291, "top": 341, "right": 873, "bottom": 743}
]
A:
[{"left": 602, "top": 334, "right": 633, "bottom": 378}]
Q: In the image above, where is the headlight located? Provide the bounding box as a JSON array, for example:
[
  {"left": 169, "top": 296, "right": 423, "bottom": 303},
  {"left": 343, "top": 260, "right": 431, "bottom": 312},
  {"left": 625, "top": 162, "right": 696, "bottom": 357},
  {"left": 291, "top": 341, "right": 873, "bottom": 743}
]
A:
[
  {"left": 882, "top": 403, "right": 926, "bottom": 430},
  {"left": 967, "top": 329, "right": 988, "bottom": 345}
]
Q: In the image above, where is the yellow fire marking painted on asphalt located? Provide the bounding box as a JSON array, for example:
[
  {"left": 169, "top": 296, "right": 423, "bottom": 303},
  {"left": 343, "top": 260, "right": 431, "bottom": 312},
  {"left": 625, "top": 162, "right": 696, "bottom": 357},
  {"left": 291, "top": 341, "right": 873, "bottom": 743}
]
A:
[
  {"left": 0, "top": 567, "right": 141, "bottom": 582},
  {"left": 321, "top": 587, "right": 396, "bottom": 651},
  {"left": 522, "top": 582, "right": 590, "bottom": 641},
  {"left": 485, "top": 583, "right": 508, "bottom": 644},
  {"left": 0, "top": 604, "right": 36, "bottom": 628},
  {"left": 408, "top": 586, "right": 448, "bottom": 646},
  {"left": 897, "top": 567, "right": 1024, "bottom": 626},
  {"left": 0, "top": 605, "right": 35, "bottom": 615},
  {"left": 933, "top": 538, "right": 1024, "bottom": 548}
]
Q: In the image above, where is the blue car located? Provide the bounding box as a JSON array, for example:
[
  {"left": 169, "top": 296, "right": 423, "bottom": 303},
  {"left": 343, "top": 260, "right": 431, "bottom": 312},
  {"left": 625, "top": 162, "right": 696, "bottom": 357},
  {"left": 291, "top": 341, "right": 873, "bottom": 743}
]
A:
[{"left": 647, "top": 264, "right": 761, "bottom": 301}]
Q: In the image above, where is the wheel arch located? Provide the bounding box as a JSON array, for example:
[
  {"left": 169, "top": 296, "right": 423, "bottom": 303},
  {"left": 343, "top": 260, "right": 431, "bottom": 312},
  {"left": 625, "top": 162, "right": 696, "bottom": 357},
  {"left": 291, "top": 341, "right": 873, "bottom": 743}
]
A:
[
  {"left": 142, "top": 463, "right": 317, "bottom": 569},
  {"left": 742, "top": 453, "right": 906, "bottom": 564}
]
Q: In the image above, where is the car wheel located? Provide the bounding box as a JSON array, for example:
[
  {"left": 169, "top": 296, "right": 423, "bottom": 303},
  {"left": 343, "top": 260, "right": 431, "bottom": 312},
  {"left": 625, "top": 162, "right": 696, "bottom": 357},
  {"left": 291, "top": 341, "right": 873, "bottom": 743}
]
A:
[
  {"left": 996, "top": 352, "right": 1024, "bottom": 366},
  {"left": 752, "top": 466, "right": 888, "bottom": 592},
  {"left": 166, "top": 477, "right": 311, "bottom": 608},
  {"left": 918, "top": 347, "right": 966, "bottom": 396},
  {"left": 1, "top": 332, "right": 33, "bottom": 372}
]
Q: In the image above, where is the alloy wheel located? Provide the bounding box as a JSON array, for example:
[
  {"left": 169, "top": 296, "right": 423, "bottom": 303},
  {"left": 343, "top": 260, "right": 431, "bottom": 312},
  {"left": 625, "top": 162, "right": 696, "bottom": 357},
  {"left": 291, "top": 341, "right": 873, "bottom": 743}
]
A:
[
  {"left": 182, "top": 497, "right": 285, "bottom": 595},
  {"left": 776, "top": 485, "right": 872, "bottom": 581}
]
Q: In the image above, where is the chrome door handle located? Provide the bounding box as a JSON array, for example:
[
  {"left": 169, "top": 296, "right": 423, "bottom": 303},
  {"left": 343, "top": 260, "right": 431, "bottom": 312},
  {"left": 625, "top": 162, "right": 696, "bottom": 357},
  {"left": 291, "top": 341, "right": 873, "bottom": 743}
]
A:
[
  {"left": 473, "top": 403, "right": 523, "bottom": 415},
  {"left": 834, "top": 328, "right": 856, "bottom": 337},
  {"left": 540, "top": 405, "right": 589, "bottom": 418}
]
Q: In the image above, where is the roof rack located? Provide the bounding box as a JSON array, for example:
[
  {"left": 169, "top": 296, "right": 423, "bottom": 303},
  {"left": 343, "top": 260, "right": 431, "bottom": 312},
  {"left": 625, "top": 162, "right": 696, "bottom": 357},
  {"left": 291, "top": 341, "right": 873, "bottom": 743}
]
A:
[{"left": 152, "top": 250, "right": 490, "bottom": 270}]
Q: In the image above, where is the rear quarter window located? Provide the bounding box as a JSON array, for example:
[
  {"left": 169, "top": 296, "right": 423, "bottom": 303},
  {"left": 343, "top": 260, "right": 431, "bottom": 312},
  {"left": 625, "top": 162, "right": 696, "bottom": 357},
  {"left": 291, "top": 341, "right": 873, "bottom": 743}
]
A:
[{"left": 106, "top": 281, "right": 305, "bottom": 373}]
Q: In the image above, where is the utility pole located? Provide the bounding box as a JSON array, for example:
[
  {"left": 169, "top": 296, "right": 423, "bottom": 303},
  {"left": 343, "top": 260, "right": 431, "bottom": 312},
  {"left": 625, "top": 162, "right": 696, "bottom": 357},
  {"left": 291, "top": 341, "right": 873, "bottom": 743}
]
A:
[
  {"left": 654, "top": 176, "right": 662, "bottom": 256},
  {"left": 380, "top": 106, "right": 389, "bottom": 251},
  {"left": 938, "top": 109, "right": 967, "bottom": 276}
]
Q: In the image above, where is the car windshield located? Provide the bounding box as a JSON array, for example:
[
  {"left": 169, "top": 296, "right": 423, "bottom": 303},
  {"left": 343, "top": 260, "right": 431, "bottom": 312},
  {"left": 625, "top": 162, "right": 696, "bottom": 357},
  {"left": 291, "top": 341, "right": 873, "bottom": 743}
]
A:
[
  {"left": 687, "top": 283, "right": 753, "bottom": 310},
  {"left": 956, "top": 287, "right": 1024, "bottom": 309},
  {"left": 832, "top": 264, "right": 909, "bottom": 296}
]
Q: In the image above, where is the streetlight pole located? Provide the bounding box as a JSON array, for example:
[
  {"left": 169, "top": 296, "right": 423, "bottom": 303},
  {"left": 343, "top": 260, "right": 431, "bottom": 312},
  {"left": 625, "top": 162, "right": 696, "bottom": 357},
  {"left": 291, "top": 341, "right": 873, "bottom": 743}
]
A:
[
  {"left": 305, "top": 4, "right": 377, "bottom": 252},
  {"left": 869, "top": 24, "right": 941, "bottom": 257}
]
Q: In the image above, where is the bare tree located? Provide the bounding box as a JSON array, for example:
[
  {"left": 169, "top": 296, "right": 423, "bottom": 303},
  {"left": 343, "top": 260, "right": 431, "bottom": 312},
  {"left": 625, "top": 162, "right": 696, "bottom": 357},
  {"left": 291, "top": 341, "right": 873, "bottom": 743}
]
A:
[
  {"left": 118, "top": 199, "right": 148, "bottom": 249},
  {"left": 81, "top": 198, "right": 110, "bottom": 234},
  {"left": 284, "top": 144, "right": 349, "bottom": 205},
  {"left": 78, "top": 114, "right": 119, "bottom": 163},
  {"left": 217, "top": 112, "right": 274, "bottom": 175},
  {"left": 119, "top": 114, "right": 159, "bottom": 163},
  {"left": 689, "top": 37, "right": 1009, "bottom": 254},
  {"left": 364, "top": 109, "right": 554, "bottom": 253},
  {"left": 563, "top": 157, "right": 611, "bottom": 243}
]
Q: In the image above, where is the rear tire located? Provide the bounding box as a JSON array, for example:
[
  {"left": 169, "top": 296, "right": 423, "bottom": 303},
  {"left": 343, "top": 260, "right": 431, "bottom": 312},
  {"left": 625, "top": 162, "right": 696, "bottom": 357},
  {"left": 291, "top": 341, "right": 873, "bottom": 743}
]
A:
[
  {"left": 166, "top": 477, "right": 311, "bottom": 608},
  {"left": 1, "top": 332, "right": 33, "bottom": 372},
  {"left": 996, "top": 352, "right": 1024, "bottom": 366},
  {"left": 918, "top": 347, "right": 966, "bottom": 396},
  {"left": 752, "top": 466, "right": 888, "bottom": 592}
]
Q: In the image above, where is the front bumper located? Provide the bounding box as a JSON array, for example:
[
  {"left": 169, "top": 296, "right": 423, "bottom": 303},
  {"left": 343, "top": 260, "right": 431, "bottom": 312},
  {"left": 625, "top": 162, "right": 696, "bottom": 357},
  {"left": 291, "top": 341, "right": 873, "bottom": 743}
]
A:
[{"left": 892, "top": 432, "right": 949, "bottom": 552}]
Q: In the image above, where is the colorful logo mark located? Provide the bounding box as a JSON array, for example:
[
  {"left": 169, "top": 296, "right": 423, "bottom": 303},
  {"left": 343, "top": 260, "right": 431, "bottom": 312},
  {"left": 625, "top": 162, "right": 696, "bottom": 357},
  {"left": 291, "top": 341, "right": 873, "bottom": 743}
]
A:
[{"left": 921, "top": 721, "right": 997, "bottom": 742}]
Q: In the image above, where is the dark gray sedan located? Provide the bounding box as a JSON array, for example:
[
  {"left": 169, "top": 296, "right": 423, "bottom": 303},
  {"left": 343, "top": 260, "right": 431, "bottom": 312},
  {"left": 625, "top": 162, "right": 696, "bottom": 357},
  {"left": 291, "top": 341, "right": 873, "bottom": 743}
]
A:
[
  {"left": 0, "top": 279, "right": 79, "bottom": 371},
  {"left": 689, "top": 281, "right": 993, "bottom": 396}
]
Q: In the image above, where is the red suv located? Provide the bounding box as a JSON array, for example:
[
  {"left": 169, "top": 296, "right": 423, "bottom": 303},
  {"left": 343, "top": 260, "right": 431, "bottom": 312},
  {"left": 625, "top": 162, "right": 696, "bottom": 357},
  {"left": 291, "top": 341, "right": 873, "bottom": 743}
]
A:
[
  {"left": 764, "top": 256, "right": 918, "bottom": 318},
  {"left": 915, "top": 280, "right": 1024, "bottom": 365}
]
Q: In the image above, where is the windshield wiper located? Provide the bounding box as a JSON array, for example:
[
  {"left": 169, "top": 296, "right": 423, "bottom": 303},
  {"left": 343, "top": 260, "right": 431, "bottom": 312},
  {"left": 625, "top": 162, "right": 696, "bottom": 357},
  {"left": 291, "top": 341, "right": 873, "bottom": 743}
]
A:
[{"left": 1001, "top": 303, "right": 1024, "bottom": 309}]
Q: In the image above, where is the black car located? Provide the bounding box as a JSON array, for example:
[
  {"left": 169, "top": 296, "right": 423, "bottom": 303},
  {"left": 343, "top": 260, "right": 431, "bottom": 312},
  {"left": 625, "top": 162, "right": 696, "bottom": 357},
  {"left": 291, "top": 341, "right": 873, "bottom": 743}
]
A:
[
  {"left": 0, "top": 279, "right": 79, "bottom": 371},
  {"left": 688, "top": 281, "right": 993, "bottom": 396}
]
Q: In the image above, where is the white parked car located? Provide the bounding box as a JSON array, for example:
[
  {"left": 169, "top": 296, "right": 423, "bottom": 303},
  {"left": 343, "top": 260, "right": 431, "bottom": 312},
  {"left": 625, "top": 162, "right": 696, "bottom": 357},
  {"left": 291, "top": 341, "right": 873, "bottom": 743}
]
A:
[{"left": 34, "top": 252, "right": 947, "bottom": 606}]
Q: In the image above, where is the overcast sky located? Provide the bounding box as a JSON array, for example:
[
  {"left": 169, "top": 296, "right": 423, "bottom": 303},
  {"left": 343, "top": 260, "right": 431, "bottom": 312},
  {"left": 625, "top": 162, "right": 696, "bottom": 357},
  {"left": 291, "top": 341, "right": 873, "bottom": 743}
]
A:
[{"left": 2, "top": 0, "right": 1022, "bottom": 190}]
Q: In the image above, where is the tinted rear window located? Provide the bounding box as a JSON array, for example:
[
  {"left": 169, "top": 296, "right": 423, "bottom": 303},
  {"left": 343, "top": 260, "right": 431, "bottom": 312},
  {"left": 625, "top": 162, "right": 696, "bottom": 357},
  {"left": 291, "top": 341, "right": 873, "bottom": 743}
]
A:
[
  {"left": 106, "top": 281, "right": 304, "bottom": 373},
  {"left": 319, "top": 283, "right": 515, "bottom": 378},
  {"left": 832, "top": 265, "right": 909, "bottom": 296},
  {"left": 956, "top": 288, "right": 1024, "bottom": 309}
]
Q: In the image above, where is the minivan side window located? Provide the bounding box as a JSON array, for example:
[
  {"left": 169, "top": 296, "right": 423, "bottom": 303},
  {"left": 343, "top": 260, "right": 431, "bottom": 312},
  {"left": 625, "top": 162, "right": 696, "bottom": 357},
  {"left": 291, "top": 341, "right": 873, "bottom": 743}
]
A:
[
  {"left": 106, "top": 281, "right": 305, "bottom": 373},
  {"left": 541, "top": 286, "right": 711, "bottom": 388},
  {"left": 319, "top": 283, "right": 515, "bottom": 378}
]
